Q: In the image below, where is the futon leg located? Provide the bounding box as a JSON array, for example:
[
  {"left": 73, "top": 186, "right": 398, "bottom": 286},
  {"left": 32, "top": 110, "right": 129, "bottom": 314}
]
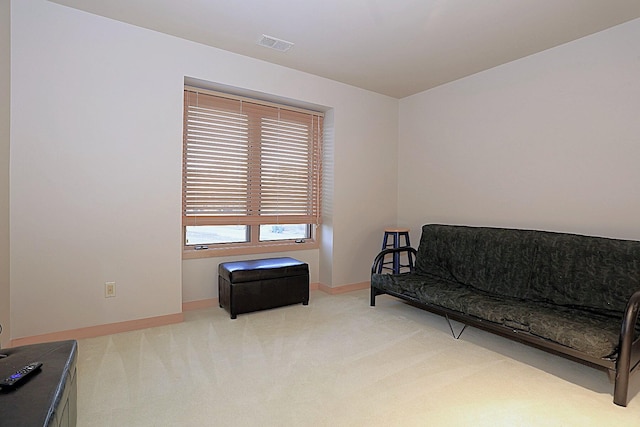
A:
[
  {"left": 445, "top": 314, "right": 467, "bottom": 340},
  {"left": 613, "top": 371, "right": 629, "bottom": 407}
]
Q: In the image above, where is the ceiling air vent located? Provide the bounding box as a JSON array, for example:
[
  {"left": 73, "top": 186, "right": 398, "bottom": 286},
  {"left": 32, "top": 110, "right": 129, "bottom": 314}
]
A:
[{"left": 258, "top": 34, "right": 294, "bottom": 52}]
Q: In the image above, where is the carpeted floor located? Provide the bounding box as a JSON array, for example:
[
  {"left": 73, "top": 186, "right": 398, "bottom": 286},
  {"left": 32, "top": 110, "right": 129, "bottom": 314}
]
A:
[{"left": 77, "top": 289, "right": 640, "bottom": 426}]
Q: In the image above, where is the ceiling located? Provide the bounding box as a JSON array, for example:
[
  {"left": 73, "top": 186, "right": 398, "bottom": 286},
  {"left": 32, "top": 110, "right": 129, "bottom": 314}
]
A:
[{"left": 50, "top": 0, "right": 640, "bottom": 98}]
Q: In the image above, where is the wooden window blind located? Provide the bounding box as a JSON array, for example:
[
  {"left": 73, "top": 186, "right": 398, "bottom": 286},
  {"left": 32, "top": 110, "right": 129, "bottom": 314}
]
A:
[{"left": 183, "top": 88, "right": 323, "bottom": 229}]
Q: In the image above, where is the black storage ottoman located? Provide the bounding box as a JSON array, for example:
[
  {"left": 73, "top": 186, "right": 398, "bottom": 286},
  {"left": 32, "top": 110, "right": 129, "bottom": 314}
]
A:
[{"left": 218, "top": 257, "right": 309, "bottom": 319}]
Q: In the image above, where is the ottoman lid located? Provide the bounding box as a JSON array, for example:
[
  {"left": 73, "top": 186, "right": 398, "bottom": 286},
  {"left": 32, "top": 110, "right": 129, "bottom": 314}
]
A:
[{"left": 219, "top": 257, "right": 309, "bottom": 283}]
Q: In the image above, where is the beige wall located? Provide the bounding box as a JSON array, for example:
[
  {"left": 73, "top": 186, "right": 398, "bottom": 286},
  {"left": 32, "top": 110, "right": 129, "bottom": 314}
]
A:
[
  {"left": 17, "top": 0, "right": 637, "bottom": 340},
  {"left": 9, "top": 0, "right": 398, "bottom": 339},
  {"left": 398, "top": 17, "right": 640, "bottom": 243},
  {"left": 0, "top": 0, "right": 10, "bottom": 348}
]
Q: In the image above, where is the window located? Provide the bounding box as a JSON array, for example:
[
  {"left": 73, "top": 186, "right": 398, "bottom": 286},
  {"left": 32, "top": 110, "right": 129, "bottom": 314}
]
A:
[{"left": 182, "top": 87, "right": 323, "bottom": 256}]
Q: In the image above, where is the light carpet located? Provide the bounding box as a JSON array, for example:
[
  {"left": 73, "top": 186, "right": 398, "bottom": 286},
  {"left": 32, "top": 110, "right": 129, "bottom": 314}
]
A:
[{"left": 77, "top": 289, "right": 640, "bottom": 426}]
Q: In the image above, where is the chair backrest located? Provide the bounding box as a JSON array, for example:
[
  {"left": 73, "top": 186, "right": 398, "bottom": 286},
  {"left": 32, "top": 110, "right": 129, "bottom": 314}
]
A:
[{"left": 415, "top": 224, "right": 640, "bottom": 314}]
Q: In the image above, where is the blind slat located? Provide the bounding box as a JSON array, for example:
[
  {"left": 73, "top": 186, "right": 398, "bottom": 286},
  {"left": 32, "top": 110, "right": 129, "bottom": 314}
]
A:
[{"left": 183, "top": 89, "right": 323, "bottom": 227}]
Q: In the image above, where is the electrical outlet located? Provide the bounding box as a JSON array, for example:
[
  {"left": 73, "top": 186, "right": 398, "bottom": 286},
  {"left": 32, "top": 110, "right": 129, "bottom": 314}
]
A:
[{"left": 105, "top": 282, "right": 116, "bottom": 298}]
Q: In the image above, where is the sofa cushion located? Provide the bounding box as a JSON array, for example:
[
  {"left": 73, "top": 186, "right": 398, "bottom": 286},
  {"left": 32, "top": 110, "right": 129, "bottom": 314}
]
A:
[
  {"left": 415, "top": 225, "right": 538, "bottom": 299},
  {"left": 412, "top": 276, "right": 474, "bottom": 313},
  {"left": 373, "top": 271, "right": 622, "bottom": 358},
  {"left": 529, "top": 231, "right": 640, "bottom": 314},
  {"left": 459, "top": 292, "right": 621, "bottom": 358},
  {"left": 371, "top": 272, "right": 431, "bottom": 300},
  {"left": 415, "top": 225, "right": 640, "bottom": 316}
]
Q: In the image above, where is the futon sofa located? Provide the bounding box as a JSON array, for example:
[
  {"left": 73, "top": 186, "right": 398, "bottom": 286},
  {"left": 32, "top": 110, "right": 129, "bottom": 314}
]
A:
[{"left": 370, "top": 224, "right": 640, "bottom": 406}]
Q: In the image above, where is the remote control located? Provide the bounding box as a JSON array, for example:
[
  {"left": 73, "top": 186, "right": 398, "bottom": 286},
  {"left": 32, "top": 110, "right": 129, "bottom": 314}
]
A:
[{"left": 0, "top": 362, "right": 43, "bottom": 388}]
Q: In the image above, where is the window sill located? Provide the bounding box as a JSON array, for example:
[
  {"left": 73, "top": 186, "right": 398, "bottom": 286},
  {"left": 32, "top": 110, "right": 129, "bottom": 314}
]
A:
[{"left": 182, "top": 240, "right": 319, "bottom": 259}]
